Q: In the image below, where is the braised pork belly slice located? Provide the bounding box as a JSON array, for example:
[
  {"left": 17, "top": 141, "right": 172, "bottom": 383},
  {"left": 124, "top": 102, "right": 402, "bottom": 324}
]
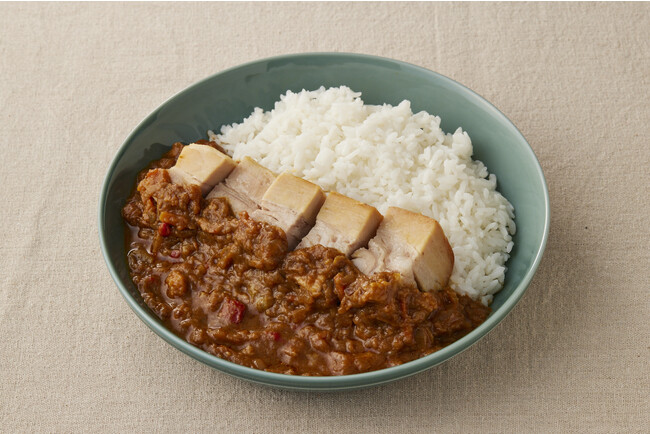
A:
[
  {"left": 225, "top": 157, "right": 277, "bottom": 203},
  {"left": 206, "top": 157, "right": 276, "bottom": 216},
  {"left": 297, "top": 192, "right": 383, "bottom": 257},
  {"left": 171, "top": 143, "right": 236, "bottom": 195},
  {"left": 252, "top": 173, "right": 326, "bottom": 250},
  {"left": 351, "top": 207, "right": 454, "bottom": 292}
]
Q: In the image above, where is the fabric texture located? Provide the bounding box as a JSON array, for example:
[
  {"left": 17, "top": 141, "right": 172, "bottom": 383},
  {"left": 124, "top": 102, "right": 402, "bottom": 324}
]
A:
[{"left": 0, "top": 2, "right": 648, "bottom": 432}]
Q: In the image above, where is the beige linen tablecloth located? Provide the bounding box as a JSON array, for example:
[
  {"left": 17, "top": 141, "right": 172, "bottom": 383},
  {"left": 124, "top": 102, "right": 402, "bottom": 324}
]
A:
[{"left": 1, "top": 2, "right": 648, "bottom": 432}]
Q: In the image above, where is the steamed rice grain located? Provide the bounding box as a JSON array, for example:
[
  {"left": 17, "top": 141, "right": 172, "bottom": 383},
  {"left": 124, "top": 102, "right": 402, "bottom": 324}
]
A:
[{"left": 209, "top": 86, "right": 515, "bottom": 304}]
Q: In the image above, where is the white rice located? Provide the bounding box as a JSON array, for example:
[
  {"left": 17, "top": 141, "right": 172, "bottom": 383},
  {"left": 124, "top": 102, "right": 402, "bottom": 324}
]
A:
[{"left": 209, "top": 86, "right": 515, "bottom": 305}]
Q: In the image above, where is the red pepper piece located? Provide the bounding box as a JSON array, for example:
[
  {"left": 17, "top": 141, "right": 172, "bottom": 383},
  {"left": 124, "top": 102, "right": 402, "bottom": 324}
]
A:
[
  {"left": 220, "top": 297, "right": 246, "bottom": 324},
  {"left": 158, "top": 223, "right": 171, "bottom": 237},
  {"left": 268, "top": 331, "right": 281, "bottom": 342}
]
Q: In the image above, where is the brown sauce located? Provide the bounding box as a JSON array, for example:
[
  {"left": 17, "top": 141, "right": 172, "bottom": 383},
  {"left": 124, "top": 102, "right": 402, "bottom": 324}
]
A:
[{"left": 122, "top": 143, "right": 490, "bottom": 376}]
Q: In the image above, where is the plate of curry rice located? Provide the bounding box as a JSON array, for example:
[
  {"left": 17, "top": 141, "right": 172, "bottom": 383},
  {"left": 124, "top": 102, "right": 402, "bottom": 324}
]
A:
[{"left": 99, "top": 53, "right": 549, "bottom": 390}]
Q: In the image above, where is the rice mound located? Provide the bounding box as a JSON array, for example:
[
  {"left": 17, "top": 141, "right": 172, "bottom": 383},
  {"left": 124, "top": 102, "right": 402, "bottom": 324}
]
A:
[{"left": 209, "top": 86, "right": 515, "bottom": 304}]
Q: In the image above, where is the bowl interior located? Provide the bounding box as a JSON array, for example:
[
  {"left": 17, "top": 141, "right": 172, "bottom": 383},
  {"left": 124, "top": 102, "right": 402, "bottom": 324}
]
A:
[{"left": 100, "top": 53, "right": 549, "bottom": 390}]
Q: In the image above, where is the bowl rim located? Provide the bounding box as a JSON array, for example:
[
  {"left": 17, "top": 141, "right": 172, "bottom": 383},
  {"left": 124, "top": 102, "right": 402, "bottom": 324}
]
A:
[{"left": 99, "top": 52, "right": 550, "bottom": 390}]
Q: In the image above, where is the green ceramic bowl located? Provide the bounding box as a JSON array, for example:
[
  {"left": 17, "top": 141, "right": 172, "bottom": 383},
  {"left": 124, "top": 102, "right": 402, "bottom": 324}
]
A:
[{"left": 99, "top": 53, "right": 549, "bottom": 391}]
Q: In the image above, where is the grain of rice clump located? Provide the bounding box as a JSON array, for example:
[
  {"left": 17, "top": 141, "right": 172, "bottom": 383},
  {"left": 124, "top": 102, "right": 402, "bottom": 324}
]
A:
[{"left": 209, "top": 86, "right": 515, "bottom": 304}]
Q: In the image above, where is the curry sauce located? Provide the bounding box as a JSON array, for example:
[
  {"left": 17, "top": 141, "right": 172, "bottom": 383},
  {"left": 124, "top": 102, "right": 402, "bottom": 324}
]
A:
[{"left": 122, "top": 144, "right": 490, "bottom": 376}]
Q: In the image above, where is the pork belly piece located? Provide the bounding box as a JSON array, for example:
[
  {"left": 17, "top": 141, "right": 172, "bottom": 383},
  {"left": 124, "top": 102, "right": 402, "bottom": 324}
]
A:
[
  {"left": 167, "top": 166, "right": 202, "bottom": 189},
  {"left": 351, "top": 207, "right": 454, "bottom": 292},
  {"left": 252, "top": 172, "right": 326, "bottom": 249},
  {"left": 297, "top": 192, "right": 383, "bottom": 256},
  {"left": 226, "top": 157, "right": 276, "bottom": 203},
  {"left": 206, "top": 157, "right": 276, "bottom": 215},
  {"left": 172, "top": 143, "right": 236, "bottom": 195},
  {"left": 206, "top": 183, "right": 253, "bottom": 216}
]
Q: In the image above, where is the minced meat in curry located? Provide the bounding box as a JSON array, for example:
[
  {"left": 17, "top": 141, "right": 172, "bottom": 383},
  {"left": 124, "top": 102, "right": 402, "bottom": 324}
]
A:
[{"left": 122, "top": 143, "right": 490, "bottom": 376}]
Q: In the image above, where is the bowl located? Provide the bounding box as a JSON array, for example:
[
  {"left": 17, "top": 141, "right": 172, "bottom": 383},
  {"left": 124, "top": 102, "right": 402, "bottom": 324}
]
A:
[{"left": 99, "top": 53, "right": 549, "bottom": 391}]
